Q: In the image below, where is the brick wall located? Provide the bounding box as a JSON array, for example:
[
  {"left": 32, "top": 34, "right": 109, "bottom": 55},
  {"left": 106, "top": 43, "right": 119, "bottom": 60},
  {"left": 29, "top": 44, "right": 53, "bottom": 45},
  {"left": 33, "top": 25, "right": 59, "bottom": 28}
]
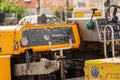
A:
[
  {"left": 19, "top": 0, "right": 73, "bottom": 9},
  {"left": 19, "top": 0, "right": 36, "bottom": 8}
]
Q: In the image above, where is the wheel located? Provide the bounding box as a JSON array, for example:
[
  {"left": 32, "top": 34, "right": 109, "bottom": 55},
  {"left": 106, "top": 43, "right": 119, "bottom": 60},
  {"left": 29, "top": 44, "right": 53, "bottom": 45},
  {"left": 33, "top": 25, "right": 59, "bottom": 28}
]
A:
[{"left": 105, "top": 5, "right": 120, "bottom": 25}]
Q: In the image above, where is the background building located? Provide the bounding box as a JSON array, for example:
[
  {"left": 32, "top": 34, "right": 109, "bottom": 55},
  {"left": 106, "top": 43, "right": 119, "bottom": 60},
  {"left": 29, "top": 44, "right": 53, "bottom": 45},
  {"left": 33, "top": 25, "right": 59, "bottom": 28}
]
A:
[
  {"left": 73, "top": 0, "right": 120, "bottom": 18},
  {"left": 18, "top": 0, "right": 73, "bottom": 15}
]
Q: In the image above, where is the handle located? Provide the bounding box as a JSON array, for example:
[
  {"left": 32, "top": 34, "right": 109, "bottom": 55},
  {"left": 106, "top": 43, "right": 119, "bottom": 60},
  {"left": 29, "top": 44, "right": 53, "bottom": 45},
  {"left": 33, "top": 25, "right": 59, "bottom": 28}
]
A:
[
  {"left": 90, "top": 8, "right": 98, "bottom": 22},
  {"left": 103, "top": 25, "right": 115, "bottom": 58},
  {"left": 48, "top": 39, "right": 72, "bottom": 51}
]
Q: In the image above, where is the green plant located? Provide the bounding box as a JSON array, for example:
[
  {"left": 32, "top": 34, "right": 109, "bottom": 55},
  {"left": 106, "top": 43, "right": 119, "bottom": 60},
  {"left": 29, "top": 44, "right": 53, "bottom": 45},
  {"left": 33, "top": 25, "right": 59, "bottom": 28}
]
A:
[
  {"left": 53, "top": 6, "right": 73, "bottom": 19},
  {"left": 0, "top": 2, "right": 11, "bottom": 13},
  {"left": 0, "top": 1, "right": 26, "bottom": 20},
  {"left": 54, "top": 10, "right": 61, "bottom": 18},
  {"left": 0, "top": 0, "right": 4, "bottom": 3},
  {"left": 68, "top": 5, "right": 73, "bottom": 18},
  {"left": 14, "top": 5, "right": 26, "bottom": 20}
]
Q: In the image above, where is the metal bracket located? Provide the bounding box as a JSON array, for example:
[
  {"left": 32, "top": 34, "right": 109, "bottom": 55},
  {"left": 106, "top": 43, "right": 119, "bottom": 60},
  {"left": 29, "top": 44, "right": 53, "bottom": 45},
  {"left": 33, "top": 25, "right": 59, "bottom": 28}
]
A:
[
  {"left": 48, "top": 39, "right": 72, "bottom": 80},
  {"left": 48, "top": 39, "right": 72, "bottom": 51}
]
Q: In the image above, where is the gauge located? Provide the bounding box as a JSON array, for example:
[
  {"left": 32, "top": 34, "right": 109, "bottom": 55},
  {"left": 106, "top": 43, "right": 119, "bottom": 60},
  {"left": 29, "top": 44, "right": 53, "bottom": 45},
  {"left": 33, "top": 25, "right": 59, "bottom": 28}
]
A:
[
  {"left": 43, "top": 34, "right": 50, "bottom": 41},
  {"left": 21, "top": 37, "right": 28, "bottom": 47}
]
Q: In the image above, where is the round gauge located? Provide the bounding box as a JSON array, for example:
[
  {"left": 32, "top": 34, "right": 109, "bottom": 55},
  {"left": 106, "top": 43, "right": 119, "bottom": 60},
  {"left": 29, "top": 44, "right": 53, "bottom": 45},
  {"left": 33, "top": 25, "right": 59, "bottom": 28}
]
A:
[
  {"left": 43, "top": 34, "right": 50, "bottom": 41},
  {"left": 21, "top": 37, "right": 28, "bottom": 47},
  {"left": 91, "top": 65, "right": 99, "bottom": 78}
]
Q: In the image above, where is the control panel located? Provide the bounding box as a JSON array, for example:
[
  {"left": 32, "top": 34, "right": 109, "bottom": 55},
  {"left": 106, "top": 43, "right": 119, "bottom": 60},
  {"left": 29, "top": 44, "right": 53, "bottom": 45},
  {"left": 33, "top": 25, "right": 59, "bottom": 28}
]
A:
[
  {"left": 20, "top": 24, "right": 80, "bottom": 52},
  {"left": 22, "top": 27, "right": 75, "bottom": 46},
  {"left": 69, "top": 17, "right": 120, "bottom": 42}
]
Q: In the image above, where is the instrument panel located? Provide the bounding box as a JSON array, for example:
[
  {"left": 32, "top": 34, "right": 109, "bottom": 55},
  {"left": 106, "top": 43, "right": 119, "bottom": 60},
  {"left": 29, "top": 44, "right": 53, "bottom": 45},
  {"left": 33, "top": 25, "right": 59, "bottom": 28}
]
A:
[
  {"left": 70, "top": 17, "right": 120, "bottom": 42},
  {"left": 97, "top": 18, "right": 120, "bottom": 41},
  {"left": 22, "top": 27, "right": 76, "bottom": 47}
]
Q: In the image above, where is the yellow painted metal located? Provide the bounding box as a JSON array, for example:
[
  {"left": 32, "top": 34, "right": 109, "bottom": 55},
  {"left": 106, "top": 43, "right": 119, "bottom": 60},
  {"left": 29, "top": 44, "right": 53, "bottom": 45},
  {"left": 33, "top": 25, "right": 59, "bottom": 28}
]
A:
[
  {"left": 0, "top": 23, "right": 80, "bottom": 80},
  {"left": 0, "top": 23, "right": 80, "bottom": 55},
  {"left": 84, "top": 58, "right": 120, "bottom": 80},
  {"left": 74, "top": 11, "right": 102, "bottom": 18},
  {"left": 19, "top": 23, "right": 80, "bottom": 53},
  {"left": 0, "top": 55, "right": 11, "bottom": 80},
  {"left": 94, "top": 12, "right": 102, "bottom": 17},
  {"left": 0, "top": 26, "right": 18, "bottom": 55},
  {"left": 75, "top": 12, "right": 84, "bottom": 18}
]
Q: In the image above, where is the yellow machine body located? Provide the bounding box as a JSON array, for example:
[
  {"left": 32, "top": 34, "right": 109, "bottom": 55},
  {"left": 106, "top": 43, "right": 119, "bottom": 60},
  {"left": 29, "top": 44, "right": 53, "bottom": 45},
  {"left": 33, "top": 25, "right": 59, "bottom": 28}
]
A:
[
  {"left": 0, "top": 23, "right": 80, "bottom": 55},
  {"left": 0, "top": 55, "right": 11, "bottom": 80},
  {"left": 0, "top": 23, "right": 80, "bottom": 80},
  {"left": 0, "top": 26, "right": 16, "bottom": 55},
  {"left": 84, "top": 58, "right": 120, "bottom": 80}
]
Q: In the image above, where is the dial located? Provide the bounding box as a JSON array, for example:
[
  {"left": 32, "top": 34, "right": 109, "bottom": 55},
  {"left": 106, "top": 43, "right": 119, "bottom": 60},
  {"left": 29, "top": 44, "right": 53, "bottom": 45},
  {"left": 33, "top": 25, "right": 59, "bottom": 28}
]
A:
[{"left": 43, "top": 34, "right": 50, "bottom": 41}]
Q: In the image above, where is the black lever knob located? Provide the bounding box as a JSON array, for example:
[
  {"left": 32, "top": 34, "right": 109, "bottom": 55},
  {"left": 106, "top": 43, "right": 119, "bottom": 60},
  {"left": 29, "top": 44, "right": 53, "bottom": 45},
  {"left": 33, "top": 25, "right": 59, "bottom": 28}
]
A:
[
  {"left": 87, "top": 8, "right": 98, "bottom": 29},
  {"left": 86, "top": 8, "right": 98, "bottom": 29},
  {"left": 91, "top": 8, "right": 98, "bottom": 12},
  {"left": 90, "top": 8, "right": 98, "bottom": 22}
]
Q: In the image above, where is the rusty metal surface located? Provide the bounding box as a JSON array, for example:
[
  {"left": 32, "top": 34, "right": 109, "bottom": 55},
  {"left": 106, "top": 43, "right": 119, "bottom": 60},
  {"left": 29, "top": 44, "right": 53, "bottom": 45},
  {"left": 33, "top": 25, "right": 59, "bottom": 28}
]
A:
[
  {"left": 13, "top": 58, "right": 59, "bottom": 76},
  {"left": 66, "top": 77, "right": 84, "bottom": 80}
]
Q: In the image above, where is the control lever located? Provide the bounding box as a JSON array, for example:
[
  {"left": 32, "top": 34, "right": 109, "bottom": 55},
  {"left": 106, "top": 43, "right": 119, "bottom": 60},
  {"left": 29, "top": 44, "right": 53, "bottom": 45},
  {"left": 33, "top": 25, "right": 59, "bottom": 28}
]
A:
[
  {"left": 86, "top": 8, "right": 98, "bottom": 29},
  {"left": 48, "top": 39, "right": 72, "bottom": 80}
]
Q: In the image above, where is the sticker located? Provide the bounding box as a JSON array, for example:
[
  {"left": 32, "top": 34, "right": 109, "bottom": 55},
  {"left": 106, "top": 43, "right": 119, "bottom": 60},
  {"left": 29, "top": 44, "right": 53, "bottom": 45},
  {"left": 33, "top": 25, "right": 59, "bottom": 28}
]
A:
[{"left": 91, "top": 65, "right": 99, "bottom": 78}]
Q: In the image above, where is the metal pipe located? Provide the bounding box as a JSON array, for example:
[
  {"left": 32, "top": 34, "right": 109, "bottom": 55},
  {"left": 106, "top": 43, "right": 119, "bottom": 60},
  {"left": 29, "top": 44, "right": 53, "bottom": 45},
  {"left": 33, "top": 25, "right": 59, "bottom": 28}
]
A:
[
  {"left": 36, "top": 0, "right": 40, "bottom": 15},
  {"left": 103, "top": 25, "right": 115, "bottom": 58},
  {"left": 65, "top": 0, "right": 69, "bottom": 23}
]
